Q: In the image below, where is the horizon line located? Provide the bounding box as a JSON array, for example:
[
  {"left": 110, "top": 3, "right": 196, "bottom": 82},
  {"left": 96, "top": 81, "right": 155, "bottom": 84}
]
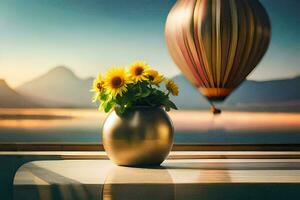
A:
[{"left": 1, "top": 65, "right": 299, "bottom": 89}]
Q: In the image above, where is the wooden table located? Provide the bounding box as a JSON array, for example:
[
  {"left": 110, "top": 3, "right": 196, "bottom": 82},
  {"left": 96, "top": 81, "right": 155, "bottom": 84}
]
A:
[{"left": 14, "top": 159, "right": 300, "bottom": 200}]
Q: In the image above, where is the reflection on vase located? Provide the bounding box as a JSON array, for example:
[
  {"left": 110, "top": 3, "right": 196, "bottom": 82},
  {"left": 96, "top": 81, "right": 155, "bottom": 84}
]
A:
[
  {"left": 102, "top": 166, "right": 175, "bottom": 200},
  {"left": 102, "top": 107, "right": 174, "bottom": 166}
]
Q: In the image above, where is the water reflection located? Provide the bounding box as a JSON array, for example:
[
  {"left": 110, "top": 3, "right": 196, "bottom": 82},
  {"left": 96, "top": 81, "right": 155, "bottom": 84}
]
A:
[
  {"left": 1, "top": 109, "right": 300, "bottom": 143},
  {"left": 1, "top": 109, "right": 300, "bottom": 131}
]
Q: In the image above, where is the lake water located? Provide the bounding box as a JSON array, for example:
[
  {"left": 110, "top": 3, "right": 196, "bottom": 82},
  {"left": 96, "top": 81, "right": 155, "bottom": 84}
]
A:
[{"left": 0, "top": 108, "right": 299, "bottom": 144}]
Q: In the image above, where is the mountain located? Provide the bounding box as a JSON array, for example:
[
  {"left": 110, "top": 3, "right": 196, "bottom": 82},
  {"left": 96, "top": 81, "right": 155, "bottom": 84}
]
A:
[
  {"left": 16, "top": 66, "right": 95, "bottom": 108},
  {"left": 0, "top": 79, "right": 39, "bottom": 108},
  {"left": 14, "top": 66, "right": 300, "bottom": 111},
  {"left": 172, "top": 75, "right": 300, "bottom": 112},
  {"left": 226, "top": 76, "right": 300, "bottom": 104},
  {"left": 170, "top": 75, "right": 210, "bottom": 109}
]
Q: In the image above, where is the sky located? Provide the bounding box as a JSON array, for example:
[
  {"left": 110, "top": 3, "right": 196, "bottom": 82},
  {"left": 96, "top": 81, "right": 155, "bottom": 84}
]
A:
[{"left": 0, "top": 0, "right": 299, "bottom": 87}]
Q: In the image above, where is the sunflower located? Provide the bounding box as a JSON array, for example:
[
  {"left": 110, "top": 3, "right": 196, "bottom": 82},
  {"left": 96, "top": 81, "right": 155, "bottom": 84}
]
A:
[
  {"left": 165, "top": 79, "right": 179, "bottom": 96},
  {"left": 92, "top": 74, "right": 104, "bottom": 93},
  {"left": 147, "top": 69, "right": 164, "bottom": 85},
  {"left": 128, "top": 61, "right": 150, "bottom": 83},
  {"left": 104, "top": 67, "right": 130, "bottom": 98},
  {"left": 91, "top": 74, "right": 105, "bottom": 102}
]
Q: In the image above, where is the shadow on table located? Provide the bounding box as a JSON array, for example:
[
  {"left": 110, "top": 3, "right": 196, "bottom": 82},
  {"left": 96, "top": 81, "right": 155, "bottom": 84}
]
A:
[
  {"left": 0, "top": 155, "right": 62, "bottom": 200},
  {"left": 14, "top": 162, "right": 102, "bottom": 200}
]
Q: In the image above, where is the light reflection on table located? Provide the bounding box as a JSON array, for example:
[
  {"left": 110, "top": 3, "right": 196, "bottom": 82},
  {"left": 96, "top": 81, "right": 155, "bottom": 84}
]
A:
[{"left": 14, "top": 159, "right": 300, "bottom": 200}]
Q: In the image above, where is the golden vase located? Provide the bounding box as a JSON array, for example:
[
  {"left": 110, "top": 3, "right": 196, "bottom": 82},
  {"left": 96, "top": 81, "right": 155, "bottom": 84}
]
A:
[{"left": 102, "top": 106, "right": 174, "bottom": 166}]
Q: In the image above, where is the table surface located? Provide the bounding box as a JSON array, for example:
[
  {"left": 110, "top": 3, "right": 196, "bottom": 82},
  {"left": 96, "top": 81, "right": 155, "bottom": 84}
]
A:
[{"left": 14, "top": 159, "right": 300, "bottom": 200}]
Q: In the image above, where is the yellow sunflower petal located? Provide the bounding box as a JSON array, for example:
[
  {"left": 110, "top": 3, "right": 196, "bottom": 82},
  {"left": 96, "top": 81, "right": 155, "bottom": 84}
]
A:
[
  {"left": 128, "top": 61, "right": 150, "bottom": 83},
  {"left": 104, "top": 66, "right": 130, "bottom": 98},
  {"left": 148, "top": 69, "right": 164, "bottom": 85},
  {"left": 91, "top": 74, "right": 105, "bottom": 93},
  {"left": 165, "top": 79, "right": 179, "bottom": 96}
]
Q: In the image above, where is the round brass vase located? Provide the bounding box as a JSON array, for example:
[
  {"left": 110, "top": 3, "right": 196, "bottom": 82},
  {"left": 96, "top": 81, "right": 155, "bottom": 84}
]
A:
[{"left": 102, "top": 106, "right": 174, "bottom": 167}]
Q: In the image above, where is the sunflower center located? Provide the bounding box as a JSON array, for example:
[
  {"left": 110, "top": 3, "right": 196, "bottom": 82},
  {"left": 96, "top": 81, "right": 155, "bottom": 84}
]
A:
[
  {"left": 97, "top": 83, "right": 102, "bottom": 90},
  {"left": 148, "top": 75, "right": 154, "bottom": 81},
  {"left": 134, "top": 67, "right": 144, "bottom": 76},
  {"left": 111, "top": 77, "right": 123, "bottom": 88}
]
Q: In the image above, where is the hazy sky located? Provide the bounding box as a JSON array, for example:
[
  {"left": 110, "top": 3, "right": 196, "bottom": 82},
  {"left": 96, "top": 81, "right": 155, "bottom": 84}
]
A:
[{"left": 0, "top": 0, "right": 299, "bottom": 87}]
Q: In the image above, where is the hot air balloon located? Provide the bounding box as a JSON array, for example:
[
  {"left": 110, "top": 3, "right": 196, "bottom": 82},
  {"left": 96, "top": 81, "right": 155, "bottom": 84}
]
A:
[{"left": 165, "top": 0, "right": 271, "bottom": 114}]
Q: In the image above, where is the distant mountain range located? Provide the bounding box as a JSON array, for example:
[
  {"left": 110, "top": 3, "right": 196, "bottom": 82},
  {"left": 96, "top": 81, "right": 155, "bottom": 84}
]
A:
[
  {"left": 0, "top": 66, "right": 299, "bottom": 111},
  {"left": 0, "top": 79, "right": 39, "bottom": 108},
  {"left": 172, "top": 75, "right": 300, "bottom": 112},
  {"left": 17, "top": 66, "right": 94, "bottom": 108}
]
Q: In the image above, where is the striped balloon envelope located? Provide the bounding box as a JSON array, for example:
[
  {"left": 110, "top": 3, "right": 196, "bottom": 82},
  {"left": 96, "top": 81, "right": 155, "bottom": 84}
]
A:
[{"left": 165, "top": 0, "right": 271, "bottom": 112}]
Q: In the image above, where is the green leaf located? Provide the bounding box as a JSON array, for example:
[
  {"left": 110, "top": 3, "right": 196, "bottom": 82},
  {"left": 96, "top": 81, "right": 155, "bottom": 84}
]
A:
[
  {"left": 162, "top": 99, "right": 178, "bottom": 110},
  {"left": 144, "top": 98, "right": 155, "bottom": 106},
  {"left": 104, "top": 100, "right": 115, "bottom": 113},
  {"left": 100, "top": 92, "right": 108, "bottom": 101},
  {"left": 114, "top": 105, "right": 124, "bottom": 116},
  {"left": 140, "top": 89, "right": 151, "bottom": 98},
  {"left": 166, "top": 100, "right": 178, "bottom": 110},
  {"left": 165, "top": 106, "right": 171, "bottom": 112}
]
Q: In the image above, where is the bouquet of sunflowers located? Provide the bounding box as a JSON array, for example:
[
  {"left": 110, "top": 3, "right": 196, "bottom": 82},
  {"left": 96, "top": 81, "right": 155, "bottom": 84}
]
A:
[{"left": 91, "top": 61, "right": 179, "bottom": 115}]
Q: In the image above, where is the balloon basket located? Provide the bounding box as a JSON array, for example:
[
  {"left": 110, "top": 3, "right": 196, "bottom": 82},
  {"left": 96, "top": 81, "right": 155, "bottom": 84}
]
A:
[{"left": 210, "top": 106, "right": 221, "bottom": 115}]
